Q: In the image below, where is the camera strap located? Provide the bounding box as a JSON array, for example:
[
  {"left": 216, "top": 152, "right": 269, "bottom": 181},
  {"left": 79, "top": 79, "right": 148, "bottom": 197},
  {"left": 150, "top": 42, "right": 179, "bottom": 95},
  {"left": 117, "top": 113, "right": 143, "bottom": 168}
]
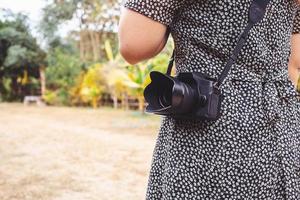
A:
[{"left": 166, "top": 0, "right": 271, "bottom": 87}]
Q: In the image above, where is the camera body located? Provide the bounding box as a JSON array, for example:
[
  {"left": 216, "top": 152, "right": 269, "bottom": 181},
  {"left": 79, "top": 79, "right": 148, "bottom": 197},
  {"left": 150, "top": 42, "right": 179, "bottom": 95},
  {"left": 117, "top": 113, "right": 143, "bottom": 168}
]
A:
[
  {"left": 176, "top": 72, "right": 223, "bottom": 120},
  {"left": 144, "top": 71, "right": 224, "bottom": 121}
]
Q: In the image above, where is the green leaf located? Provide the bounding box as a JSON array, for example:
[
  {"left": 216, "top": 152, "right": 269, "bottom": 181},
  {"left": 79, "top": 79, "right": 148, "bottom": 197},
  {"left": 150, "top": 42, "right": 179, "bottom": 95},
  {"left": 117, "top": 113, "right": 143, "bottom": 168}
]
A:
[
  {"left": 105, "top": 40, "right": 114, "bottom": 61},
  {"left": 3, "top": 45, "right": 27, "bottom": 67}
]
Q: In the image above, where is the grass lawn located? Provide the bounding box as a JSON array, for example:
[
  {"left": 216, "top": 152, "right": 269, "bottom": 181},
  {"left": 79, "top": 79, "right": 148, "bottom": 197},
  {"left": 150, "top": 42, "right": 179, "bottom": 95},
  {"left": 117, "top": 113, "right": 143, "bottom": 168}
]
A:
[{"left": 0, "top": 103, "right": 161, "bottom": 200}]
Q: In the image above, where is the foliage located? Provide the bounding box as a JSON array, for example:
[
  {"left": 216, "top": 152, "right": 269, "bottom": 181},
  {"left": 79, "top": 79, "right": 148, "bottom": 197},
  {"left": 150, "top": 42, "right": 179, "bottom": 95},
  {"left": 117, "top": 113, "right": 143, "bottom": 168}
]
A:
[
  {"left": 48, "top": 36, "right": 78, "bottom": 55},
  {"left": 43, "top": 89, "right": 70, "bottom": 106},
  {"left": 70, "top": 63, "right": 106, "bottom": 108},
  {"left": 39, "top": 0, "right": 121, "bottom": 62},
  {"left": 105, "top": 66, "right": 128, "bottom": 98},
  {"left": 40, "top": 0, "right": 120, "bottom": 35},
  {"left": 39, "top": 0, "right": 78, "bottom": 41},
  {"left": 0, "top": 10, "right": 46, "bottom": 101},
  {"left": 123, "top": 53, "right": 170, "bottom": 107},
  {"left": 0, "top": 3, "right": 176, "bottom": 111},
  {"left": 97, "top": 39, "right": 172, "bottom": 110},
  {"left": 45, "top": 47, "right": 84, "bottom": 105},
  {"left": 101, "top": 40, "right": 128, "bottom": 107},
  {"left": 46, "top": 48, "right": 82, "bottom": 89},
  {"left": 69, "top": 72, "right": 86, "bottom": 106},
  {"left": 92, "top": 53, "right": 169, "bottom": 111},
  {"left": 0, "top": 13, "right": 45, "bottom": 67}
]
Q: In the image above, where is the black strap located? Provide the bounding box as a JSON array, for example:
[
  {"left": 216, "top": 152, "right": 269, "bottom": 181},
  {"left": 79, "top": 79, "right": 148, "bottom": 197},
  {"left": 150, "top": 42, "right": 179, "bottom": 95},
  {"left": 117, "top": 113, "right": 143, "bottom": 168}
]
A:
[
  {"left": 166, "top": 0, "right": 271, "bottom": 87},
  {"left": 166, "top": 49, "right": 175, "bottom": 76}
]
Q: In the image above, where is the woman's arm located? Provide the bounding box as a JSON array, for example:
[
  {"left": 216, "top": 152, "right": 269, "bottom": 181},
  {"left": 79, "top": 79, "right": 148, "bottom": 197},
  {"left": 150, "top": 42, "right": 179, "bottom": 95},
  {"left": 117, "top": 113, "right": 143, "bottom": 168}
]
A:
[
  {"left": 118, "top": 8, "right": 169, "bottom": 64},
  {"left": 288, "top": 34, "right": 300, "bottom": 87}
]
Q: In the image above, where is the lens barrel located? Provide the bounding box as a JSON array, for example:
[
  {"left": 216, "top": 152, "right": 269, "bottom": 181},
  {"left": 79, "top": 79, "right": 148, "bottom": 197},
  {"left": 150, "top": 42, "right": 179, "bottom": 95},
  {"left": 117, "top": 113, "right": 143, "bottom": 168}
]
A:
[{"left": 144, "top": 71, "right": 198, "bottom": 115}]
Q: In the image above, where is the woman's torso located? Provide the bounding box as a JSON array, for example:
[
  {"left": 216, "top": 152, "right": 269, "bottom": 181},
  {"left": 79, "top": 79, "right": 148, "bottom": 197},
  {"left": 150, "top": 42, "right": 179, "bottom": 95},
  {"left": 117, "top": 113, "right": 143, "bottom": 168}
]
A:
[{"left": 172, "top": 0, "right": 299, "bottom": 80}]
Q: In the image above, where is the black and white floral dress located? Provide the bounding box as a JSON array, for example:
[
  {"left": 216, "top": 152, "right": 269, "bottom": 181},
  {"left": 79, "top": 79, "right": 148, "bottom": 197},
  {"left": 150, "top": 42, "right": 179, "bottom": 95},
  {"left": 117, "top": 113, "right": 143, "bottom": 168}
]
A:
[{"left": 124, "top": 0, "right": 300, "bottom": 199}]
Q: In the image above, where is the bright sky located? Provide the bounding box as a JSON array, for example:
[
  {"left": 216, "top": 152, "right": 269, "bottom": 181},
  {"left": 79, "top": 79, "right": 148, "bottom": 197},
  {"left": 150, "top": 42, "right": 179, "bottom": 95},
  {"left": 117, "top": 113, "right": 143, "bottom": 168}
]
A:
[
  {"left": 0, "top": 0, "right": 77, "bottom": 41},
  {"left": 0, "top": 0, "right": 45, "bottom": 28}
]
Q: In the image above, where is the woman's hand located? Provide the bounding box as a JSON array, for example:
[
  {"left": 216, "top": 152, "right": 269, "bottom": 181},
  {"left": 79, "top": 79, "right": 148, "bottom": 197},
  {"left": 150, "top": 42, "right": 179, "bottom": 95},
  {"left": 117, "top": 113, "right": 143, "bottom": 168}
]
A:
[
  {"left": 288, "top": 34, "right": 300, "bottom": 87},
  {"left": 118, "top": 8, "right": 169, "bottom": 64}
]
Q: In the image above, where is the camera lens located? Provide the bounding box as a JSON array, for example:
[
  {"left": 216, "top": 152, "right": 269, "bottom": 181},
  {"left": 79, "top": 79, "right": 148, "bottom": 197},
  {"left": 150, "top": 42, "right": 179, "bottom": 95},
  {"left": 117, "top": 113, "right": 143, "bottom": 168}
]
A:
[
  {"left": 144, "top": 71, "right": 197, "bottom": 115},
  {"left": 158, "top": 91, "right": 172, "bottom": 107}
]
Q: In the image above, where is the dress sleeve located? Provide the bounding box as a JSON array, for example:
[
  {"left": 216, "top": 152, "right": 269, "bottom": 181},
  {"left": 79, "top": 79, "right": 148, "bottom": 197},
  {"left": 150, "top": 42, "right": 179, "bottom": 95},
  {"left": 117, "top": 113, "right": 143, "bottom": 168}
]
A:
[
  {"left": 293, "top": 10, "right": 300, "bottom": 34},
  {"left": 123, "top": 0, "right": 185, "bottom": 26}
]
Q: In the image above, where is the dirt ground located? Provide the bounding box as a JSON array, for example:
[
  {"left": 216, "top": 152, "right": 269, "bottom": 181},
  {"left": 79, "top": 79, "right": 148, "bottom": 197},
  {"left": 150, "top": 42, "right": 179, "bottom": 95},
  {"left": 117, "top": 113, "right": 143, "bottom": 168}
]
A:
[{"left": 0, "top": 103, "right": 161, "bottom": 200}]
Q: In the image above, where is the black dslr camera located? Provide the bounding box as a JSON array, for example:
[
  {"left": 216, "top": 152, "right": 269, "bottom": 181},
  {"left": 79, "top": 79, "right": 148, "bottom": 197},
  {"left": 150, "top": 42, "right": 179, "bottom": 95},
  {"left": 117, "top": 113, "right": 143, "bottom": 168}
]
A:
[
  {"left": 144, "top": 71, "right": 223, "bottom": 120},
  {"left": 143, "top": 0, "right": 269, "bottom": 121}
]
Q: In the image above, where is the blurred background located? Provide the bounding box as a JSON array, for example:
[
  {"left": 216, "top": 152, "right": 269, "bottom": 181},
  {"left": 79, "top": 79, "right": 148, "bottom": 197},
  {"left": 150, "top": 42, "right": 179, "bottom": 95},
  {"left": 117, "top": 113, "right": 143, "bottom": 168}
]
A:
[{"left": 0, "top": 0, "right": 173, "bottom": 199}]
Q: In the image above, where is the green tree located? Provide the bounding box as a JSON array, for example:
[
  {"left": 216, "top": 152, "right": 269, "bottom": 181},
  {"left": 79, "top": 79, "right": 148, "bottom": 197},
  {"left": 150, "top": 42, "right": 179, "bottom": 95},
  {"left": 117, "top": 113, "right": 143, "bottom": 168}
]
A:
[
  {"left": 39, "top": 0, "right": 120, "bottom": 62},
  {"left": 123, "top": 54, "right": 170, "bottom": 112},
  {"left": 102, "top": 40, "right": 128, "bottom": 109},
  {"left": 79, "top": 63, "right": 106, "bottom": 108},
  {"left": 100, "top": 39, "right": 173, "bottom": 111},
  {"left": 0, "top": 10, "right": 46, "bottom": 101},
  {"left": 44, "top": 46, "right": 84, "bottom": 105}
]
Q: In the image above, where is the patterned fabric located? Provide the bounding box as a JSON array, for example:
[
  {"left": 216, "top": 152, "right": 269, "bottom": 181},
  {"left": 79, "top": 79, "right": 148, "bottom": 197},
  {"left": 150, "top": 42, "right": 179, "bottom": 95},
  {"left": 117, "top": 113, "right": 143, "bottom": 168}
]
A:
[
  {"left": 293, "top": 10, "right": 300, "bottom": 34},
  {"left": 124, "top": 0, "right": 300, "bottom": 199}
]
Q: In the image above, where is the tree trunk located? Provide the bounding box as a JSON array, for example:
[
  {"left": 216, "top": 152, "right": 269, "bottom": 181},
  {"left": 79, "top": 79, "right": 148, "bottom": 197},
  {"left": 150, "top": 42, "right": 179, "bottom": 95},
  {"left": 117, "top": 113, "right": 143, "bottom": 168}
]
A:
[
  {"left": 39, "top": 66, "right": 46, "bottom": 97},
  {"left": 11, "top": 77, "right": 19, "bottom": 101},
  {"left": 95, "top": 32, "right": 101, "bottom": 59},
  {"left": 0, "top": 77, "right": 5, "bottom": 101},
  {"left": 88, "top": 31, "right": 100, "bottom": 62},
  {"left": 121, "top": 92, "right": 129, "bottom": 110},
  {"left": 55, "top": 0, "right": 64, "bottom": 4},
  {"left": 92, "top": 97, "right": 98, "bottom": 109},
  {"left": 113, "top": 95, "right": 118, "bottom": 109},
  {"left": 138, "top": 96, "right": 145, "bottom": 113},
  {"left": 79, "top": 31, "right": 85, "bottom": 61}
]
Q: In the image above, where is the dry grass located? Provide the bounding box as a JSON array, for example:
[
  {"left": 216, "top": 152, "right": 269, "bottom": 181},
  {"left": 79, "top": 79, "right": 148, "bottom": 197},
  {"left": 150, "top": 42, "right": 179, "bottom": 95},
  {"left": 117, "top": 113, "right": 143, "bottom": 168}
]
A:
[{"left": 0, "top": 103, "right": 161, "bottom": 200}]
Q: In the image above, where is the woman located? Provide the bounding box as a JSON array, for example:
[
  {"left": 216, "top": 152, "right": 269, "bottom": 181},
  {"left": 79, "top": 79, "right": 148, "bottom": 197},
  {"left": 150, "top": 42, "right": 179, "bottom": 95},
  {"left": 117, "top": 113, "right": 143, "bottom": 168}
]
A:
[{"left": 119, "top": 0, "right": 300, "bottom": 199}]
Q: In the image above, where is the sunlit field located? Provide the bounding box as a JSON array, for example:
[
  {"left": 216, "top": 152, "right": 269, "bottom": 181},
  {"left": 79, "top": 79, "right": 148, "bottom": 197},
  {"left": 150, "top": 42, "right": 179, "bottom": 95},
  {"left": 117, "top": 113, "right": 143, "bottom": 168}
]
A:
[{"left": 0, "top": 103, "right": 161, "bottom": 200}]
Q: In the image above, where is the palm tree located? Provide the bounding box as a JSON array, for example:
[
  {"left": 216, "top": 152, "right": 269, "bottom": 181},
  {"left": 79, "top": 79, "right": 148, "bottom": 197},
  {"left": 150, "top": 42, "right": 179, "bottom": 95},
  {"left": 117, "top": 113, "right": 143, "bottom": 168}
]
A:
[
  {"left": 123, "top": 55, "right": 172, "bottom": 112},
  {"left": 103, "top": 40, "right": 171, "bottom": 112},
  {"left": 80, "top": 64, "right": 106, "bottom": 108},
  {"left": 105, "top": 64, "right": 128, "bottom": 109},
  {"left": 102, "top": 40, "right": 128, "bottom": 109},
  {"left": 122, "top": 64, "right": 152, "bottom": 112}
]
